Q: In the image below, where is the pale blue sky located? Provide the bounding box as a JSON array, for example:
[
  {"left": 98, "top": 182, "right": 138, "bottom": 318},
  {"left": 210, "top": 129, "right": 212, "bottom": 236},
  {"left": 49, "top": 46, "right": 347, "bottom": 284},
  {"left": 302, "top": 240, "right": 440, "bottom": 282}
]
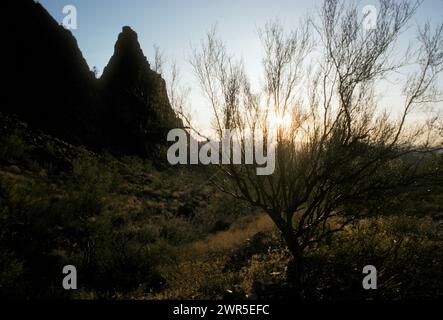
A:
[{"left": 38, "top": 0, "right": 443, "bottom": 134}]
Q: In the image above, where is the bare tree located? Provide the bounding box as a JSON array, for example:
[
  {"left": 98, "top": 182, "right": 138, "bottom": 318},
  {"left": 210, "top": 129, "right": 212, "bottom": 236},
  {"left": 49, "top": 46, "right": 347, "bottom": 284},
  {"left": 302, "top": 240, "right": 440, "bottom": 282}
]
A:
[
  {"left": 153, "top": 44, "right": 165, "bottom": 75},
  {"left": 152, "top": 45, "right": 199, "bottom": 137},
  {"left": 166, "top": 60, "right": 196, "bottom": 134},
  {"left": 190, "top": 0, "right": 443, "bottom": 296}
]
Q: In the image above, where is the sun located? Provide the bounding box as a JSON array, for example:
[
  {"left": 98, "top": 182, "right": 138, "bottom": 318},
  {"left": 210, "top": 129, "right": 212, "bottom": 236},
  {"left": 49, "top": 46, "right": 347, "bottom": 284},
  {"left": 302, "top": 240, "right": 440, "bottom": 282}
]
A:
[{"left": 268, "top": 111, "right": 292, "bottom": 131}]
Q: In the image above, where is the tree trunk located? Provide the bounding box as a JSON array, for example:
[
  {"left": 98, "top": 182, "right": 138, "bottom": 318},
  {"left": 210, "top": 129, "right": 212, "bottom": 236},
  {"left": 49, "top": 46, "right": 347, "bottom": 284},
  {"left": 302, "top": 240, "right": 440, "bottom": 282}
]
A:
[{"left": 284, "top": 234, "right": 306, "bottom": 299}]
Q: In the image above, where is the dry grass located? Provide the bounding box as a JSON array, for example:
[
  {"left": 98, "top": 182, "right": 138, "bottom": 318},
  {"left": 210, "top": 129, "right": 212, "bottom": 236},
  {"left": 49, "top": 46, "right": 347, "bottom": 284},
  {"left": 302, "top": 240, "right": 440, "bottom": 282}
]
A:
[
  {"left": 190, "top": 214, "right": 275, "bottom": 255},
  {"left": 148, "top": 213, "right": 442, "bottom": 300},
  {"left": 149, "top": 213, "right": 278, "bottom": 300}
]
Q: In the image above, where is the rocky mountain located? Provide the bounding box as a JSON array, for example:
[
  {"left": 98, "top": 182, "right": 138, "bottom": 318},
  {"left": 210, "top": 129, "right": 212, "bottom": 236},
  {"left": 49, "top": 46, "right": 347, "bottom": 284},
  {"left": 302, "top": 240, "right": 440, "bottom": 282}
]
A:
[
  {"left": 1, "top": 0, "right": 182, "bottom": 157},
  {"left": 101, "top": 26, "right": 183, "bottom": 156}
]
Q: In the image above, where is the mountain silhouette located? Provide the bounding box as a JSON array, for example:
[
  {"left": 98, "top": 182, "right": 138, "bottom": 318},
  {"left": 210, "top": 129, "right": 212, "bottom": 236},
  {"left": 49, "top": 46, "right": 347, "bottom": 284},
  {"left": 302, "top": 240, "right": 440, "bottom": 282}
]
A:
[
  {"left": 2, "top": 0, "right": 182, "bottom": 157},
  {"left": 101, "top": 26, "right": 183, "bottom": 155}
]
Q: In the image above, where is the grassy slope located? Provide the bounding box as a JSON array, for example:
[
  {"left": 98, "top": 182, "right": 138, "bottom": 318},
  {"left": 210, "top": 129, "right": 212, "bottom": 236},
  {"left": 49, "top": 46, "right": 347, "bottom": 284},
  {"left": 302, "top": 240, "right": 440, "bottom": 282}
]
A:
[{"left": 0, "top": 113, "right": 441, "bottom": 300}]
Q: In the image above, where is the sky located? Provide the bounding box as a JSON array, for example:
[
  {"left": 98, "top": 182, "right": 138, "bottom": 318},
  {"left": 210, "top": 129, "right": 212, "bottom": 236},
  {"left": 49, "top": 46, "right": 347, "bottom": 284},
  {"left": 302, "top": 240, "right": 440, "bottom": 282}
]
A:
[{"left": 38, "top": 0, "right": 443, "bottom": 135}]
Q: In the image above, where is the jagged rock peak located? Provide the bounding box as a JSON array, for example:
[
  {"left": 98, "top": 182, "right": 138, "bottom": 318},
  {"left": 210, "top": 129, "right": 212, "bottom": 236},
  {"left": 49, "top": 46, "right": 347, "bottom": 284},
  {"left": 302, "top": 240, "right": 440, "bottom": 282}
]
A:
[
  {"left": 115, "top": 26, "right": 142, "bottom": 52},
  {"left": 100, "top": 26, "right": 152, "bottom": 87},
  {"left": 122, "top": 26, "right": 138, "bottom": 37}
]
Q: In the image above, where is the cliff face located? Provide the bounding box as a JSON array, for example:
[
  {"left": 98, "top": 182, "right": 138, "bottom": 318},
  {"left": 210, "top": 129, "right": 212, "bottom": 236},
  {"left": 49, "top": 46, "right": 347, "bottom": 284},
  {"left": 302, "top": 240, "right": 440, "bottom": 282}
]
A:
[{"left": 2, "top": 0, "right": 182, "bottom": 157}]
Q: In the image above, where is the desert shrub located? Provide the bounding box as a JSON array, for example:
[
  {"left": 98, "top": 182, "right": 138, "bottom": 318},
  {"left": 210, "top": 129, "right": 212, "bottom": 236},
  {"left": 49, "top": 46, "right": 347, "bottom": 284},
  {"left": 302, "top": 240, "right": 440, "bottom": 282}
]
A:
[
  {"left": 0, "top": 153, "right": 172, "bottom": 298},
  {"left": 75, "top": 213, "right": 165, "bottom": 293},
  {"left": 302, "top": 216, "right": 442, "bottom": 300},
  {"left": 120, "top": 156, "right": 151, "bottom": 175},
  {"left": 0, "top": 132, "right": 28, "bottom": 164},
  {"left": 0, "top": 132, "right": 26, "bottom": 161},
  {"left": 0, "top": 177, "right": 70, "bottom": 298},
  {"left": 155, "top": 212, "right": 201, "bottom": 245},
  {"left": 153, "top": 254, "right": 238, "bottom": 300},
  {"left": 54, "top": 156, "right": 174, "bottom": 295}
]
